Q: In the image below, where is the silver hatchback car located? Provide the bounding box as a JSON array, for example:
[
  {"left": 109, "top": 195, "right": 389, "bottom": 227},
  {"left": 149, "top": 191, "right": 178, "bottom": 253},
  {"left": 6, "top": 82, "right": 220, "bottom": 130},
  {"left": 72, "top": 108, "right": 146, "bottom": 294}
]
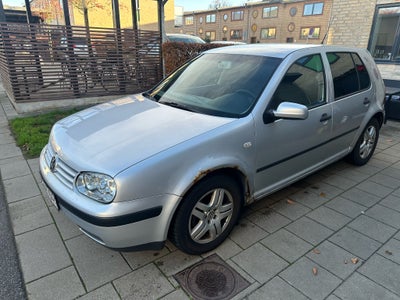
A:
[{"left": 40, "top": 44, "right": 385, "bottom": 254}]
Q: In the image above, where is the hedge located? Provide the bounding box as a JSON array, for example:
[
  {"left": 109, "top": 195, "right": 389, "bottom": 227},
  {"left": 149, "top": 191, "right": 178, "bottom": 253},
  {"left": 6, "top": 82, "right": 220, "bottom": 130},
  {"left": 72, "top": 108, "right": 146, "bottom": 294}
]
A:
[{"left": 162, "top": 42, "right": 229, "bottom": 75}]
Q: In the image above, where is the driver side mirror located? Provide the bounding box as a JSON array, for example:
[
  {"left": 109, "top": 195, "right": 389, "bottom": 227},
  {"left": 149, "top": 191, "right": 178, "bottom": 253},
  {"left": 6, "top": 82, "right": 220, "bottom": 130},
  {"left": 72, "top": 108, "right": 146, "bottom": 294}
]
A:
[{"left": 263, "top": 102, "right": 309, "bottom": 124}]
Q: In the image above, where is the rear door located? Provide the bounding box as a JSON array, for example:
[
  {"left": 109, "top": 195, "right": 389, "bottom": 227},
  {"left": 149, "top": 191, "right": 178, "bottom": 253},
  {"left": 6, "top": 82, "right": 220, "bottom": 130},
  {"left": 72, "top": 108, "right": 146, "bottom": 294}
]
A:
[{"left": 327, "top": 52, "right": 372, "bottom": 152}]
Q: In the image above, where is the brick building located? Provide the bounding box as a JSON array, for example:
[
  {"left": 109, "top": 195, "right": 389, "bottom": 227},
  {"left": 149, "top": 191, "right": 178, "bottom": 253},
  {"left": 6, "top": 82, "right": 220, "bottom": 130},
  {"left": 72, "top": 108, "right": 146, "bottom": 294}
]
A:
[
  {"left": 173, "top": 0, "right": 333, "bottom": 44},
  {"left": 173, "top": 0, "right": 400, "bottom": 80}
]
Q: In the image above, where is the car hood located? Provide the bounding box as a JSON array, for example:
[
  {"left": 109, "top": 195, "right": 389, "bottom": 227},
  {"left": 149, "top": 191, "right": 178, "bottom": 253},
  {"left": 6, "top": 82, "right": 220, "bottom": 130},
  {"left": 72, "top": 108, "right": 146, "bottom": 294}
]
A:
[{"left": 51, "top": 94, "right": 234, "bottom": 175}]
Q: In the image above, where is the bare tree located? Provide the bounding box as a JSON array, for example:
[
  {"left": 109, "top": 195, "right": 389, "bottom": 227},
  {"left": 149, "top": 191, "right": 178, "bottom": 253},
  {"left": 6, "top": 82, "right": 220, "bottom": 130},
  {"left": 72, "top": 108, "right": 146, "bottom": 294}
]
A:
[{"left": 208, "top": 0, "right": 231, "bottom": 9}]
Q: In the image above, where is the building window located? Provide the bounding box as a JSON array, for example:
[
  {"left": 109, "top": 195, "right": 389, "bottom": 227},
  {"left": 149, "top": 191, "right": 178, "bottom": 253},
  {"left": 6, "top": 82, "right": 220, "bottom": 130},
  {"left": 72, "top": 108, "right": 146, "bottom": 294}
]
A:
[
  {"left": 185, "top": 16, "right": 194, "bottom": 25},
  {"left": 232, "top": 10, "right": 244, "bottom": 21},
  {"left": 261, "top": 28, "right": 276, "bottom": 39},
  {"left": 205, "top": 31, "right": 216, "bottom": 41},
  {"left": 303, "top": 2, "right": 324, "bottom": 16},
  {"left": 206, "top": 14, "right": 216, "bottom": 23},
  {"left": 369, "top": 4, "right": 400, "bottom": 62},
  {"left": 263, "top": 6, "right": 278, "bottom": 18},
  {"left": 300, "top": 27, "right": 320, "bottom": 39},
  {"left": 230, "top": 29, "right": 243, "bottom": 39}
]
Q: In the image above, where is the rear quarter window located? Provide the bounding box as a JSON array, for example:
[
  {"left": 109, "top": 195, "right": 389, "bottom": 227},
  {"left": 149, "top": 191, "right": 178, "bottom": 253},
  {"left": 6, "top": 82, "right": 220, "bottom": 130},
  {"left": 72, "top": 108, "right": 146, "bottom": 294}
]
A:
[{"left": 327, "top": 52, "right": 371, "bottom": 100}]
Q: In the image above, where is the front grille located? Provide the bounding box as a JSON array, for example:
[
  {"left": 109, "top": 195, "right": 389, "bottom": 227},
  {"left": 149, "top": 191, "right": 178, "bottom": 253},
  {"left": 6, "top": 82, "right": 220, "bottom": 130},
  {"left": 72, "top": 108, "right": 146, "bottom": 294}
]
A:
[{"left": 44, "top": 144, "right": 78, "bottom": 190}]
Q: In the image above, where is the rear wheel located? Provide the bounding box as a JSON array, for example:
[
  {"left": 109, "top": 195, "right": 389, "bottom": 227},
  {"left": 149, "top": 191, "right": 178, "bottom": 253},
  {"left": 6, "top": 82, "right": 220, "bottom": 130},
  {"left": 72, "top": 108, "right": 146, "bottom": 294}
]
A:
[
  {"left": 170, "top": 175, "right": 242, "bottom": 255},
  {"left": 347, "top": 118, "right": 379, "bottom": 166}
]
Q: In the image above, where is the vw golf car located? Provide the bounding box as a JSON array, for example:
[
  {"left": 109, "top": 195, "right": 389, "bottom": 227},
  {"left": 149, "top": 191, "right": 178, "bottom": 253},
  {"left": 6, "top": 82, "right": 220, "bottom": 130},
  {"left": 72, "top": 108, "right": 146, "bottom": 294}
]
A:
[{"left": 40, "top": 44, "right": 385, "bottom": 254}]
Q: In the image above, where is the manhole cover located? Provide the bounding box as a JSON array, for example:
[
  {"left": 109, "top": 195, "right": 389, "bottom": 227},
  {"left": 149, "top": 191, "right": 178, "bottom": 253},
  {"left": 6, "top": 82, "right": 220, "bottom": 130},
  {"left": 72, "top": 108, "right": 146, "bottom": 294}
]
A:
[{"left": 174, "top": 254, "right": 250, "bottom": 300}]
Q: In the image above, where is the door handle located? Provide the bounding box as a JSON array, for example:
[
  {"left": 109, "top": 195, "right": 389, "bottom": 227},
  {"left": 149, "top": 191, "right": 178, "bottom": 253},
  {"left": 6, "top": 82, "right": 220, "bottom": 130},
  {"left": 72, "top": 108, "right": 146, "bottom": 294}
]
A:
[
  {"left": 320, "top": 113, "right": 331, "bottom": 122},
  {"left": 363, "top": 98, "right": 370, "bottom": 105}
]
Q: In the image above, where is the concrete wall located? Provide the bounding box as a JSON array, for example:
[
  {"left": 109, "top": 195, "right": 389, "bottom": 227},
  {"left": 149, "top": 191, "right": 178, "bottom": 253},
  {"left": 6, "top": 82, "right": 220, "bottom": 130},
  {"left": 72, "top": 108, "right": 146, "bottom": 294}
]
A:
[{"left": 327, "top": 0, "right": 376, "bottom": 48}]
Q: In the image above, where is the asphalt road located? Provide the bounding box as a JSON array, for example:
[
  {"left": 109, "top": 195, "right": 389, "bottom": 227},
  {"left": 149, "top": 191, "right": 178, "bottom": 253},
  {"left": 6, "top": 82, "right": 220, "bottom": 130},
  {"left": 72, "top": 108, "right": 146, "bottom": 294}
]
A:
[{"left": 0, "top": 175, "right": 27, "bottom": 300}]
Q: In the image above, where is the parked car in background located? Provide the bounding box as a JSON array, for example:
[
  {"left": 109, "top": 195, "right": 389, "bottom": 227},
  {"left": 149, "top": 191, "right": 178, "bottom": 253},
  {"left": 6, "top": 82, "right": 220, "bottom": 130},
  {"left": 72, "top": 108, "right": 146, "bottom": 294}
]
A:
[
  {"left": 40, "top": 44, "right": 385, "bottom": 255},
  {"left": 210, "top": 40, "right": 246, "bottom": 45},
  {"left": 166, "top": 33, "right": 205, "bottom": 44},
  {"left": 58, "top": 36, "right": 93, "bottom": 57}
]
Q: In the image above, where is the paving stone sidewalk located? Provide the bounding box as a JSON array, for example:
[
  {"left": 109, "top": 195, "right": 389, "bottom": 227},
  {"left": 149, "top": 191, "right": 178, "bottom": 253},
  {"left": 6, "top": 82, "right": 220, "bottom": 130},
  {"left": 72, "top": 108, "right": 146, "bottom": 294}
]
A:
[{"left": 1, "top": 88, "right": 400, "bottom": 299}]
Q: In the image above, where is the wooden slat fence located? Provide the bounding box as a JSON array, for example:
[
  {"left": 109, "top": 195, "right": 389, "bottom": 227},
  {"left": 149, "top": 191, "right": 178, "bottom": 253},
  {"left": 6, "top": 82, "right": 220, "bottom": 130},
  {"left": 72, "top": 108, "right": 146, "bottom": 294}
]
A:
[{"left": 0, "top": 22, "right": 162, "bottom": 103}]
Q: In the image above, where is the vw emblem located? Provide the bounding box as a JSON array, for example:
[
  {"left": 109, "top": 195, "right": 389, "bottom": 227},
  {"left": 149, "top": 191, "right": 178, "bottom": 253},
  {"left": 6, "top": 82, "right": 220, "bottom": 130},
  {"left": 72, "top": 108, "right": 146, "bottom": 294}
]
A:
[{"left": 50, "top": 156, "right": 57, "bottom": 172}]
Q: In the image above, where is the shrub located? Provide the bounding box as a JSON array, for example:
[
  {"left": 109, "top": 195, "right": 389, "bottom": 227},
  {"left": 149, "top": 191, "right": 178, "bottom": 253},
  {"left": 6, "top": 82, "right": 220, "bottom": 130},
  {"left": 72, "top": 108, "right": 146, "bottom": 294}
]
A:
[{"left": 163, "top": 42, "right": 227, "bottom": 75}]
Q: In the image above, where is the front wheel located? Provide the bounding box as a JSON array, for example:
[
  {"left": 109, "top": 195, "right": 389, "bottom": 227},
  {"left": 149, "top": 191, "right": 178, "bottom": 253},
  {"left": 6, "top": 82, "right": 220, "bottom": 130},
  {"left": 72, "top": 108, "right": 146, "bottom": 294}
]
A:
[
  {"left": 169, "top": 175, "right": 242, "bottom": 255},
  {"left": 347, "top": 118, "right": 380, "bottom": 166}
]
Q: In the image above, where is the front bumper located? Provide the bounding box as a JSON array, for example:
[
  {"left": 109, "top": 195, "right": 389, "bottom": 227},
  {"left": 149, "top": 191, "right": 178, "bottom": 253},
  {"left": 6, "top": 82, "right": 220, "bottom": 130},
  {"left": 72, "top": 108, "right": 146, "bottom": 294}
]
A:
[{"left": 39, "top": 145, "right": 181, "bottom": 250}]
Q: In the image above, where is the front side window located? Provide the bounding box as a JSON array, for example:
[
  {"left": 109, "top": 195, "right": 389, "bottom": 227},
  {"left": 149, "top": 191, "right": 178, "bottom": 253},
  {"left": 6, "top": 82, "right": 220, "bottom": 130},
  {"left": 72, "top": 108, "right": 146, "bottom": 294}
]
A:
[
  {"left": 300, "top": 27, "right": 321, "bottom": 39},
  {"left": 206, "top": 14, "right": 216, "bottom": 23},
  {"left": 369, "top": 4, "right": 400, "bottom": 62},
  {"left": 232, "top": 10, "right": 244, "bottom": 21},
  {"left": 263, "top": 6, "right": 278, "bottom": 18},
  {"left": 148, "top": 53, "right": 282, "bottom": 118},
  {"left": 328, "top": 52, "right": 371, "bottom": 99},
  {"left": 230, "top": 29, "right": 243, "bottom": 39},
  {"left": 270, "top": 54, "right": 326, "bottom": 109},
  {"left": 304, "top": 2, "right": 324, "bottom": 16},
  {"left": 260, "top": 28, "right": 276, "bottom": 39}
]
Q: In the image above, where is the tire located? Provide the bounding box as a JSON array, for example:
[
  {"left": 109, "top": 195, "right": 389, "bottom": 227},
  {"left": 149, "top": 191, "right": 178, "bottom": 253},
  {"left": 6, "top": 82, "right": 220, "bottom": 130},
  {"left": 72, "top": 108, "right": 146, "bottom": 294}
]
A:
[
  {"left": 347, "top": 118, "right": 380, "bottom": 166},
  {"left": 170, "top": 175, "right": 242, "bottom": 255}
]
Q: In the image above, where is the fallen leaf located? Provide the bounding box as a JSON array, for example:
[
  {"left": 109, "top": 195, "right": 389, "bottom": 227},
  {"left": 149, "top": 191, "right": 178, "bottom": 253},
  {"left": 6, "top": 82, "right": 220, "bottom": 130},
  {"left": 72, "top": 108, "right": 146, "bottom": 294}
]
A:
[
  {"left": 319, "top": 192, "right": 326, "bottom": 198},
  {"left": 312, "top": 249, "right": 321, "bottom": 254},
  {"left": 312, "top": 267, "right": 318, "bottom": 275},
  {"left": 385, "top": 250, "right": 393, "bottom": 255},
  {"left": 387, "top": 139, "right": 393, "bottom": 142},
  {"left": 286, "top": 199, "right": 295, "bottom": 205},
  {"left": 351, "top": 257, "right": 359, "bottom": 264}
]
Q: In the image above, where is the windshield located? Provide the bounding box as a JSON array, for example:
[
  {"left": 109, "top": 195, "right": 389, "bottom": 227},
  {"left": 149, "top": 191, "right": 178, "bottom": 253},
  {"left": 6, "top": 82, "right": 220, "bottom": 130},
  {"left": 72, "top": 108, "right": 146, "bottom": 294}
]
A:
[{"left": 148, "top": 53, "right": 282, "bottom": 118}]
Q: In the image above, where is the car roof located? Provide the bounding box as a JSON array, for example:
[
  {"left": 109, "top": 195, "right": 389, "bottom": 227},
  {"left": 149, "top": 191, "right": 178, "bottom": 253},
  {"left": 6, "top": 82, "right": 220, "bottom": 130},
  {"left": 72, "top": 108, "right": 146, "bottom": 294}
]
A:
[
  {"left": 166, "top": 33, "right": 205, "bottom": 43},
  {"left": 205, "top": 43, "right": 363, "bottom": 58},
  {"left": 167, "top": 33, "right": 196, "bottom": 37}
]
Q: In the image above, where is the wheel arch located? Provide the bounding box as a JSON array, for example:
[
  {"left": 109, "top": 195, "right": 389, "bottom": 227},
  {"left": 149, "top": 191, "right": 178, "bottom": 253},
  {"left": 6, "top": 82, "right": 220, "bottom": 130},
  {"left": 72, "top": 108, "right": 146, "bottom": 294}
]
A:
[
  {"left": 188, "top": 167, "right": 249, "bottom": 206},
  {"left": 166, "top": 167, "right": 249, "bottom": 237},
  {"left": 373, "top": 112, "right": 384, "bottom": 128}
]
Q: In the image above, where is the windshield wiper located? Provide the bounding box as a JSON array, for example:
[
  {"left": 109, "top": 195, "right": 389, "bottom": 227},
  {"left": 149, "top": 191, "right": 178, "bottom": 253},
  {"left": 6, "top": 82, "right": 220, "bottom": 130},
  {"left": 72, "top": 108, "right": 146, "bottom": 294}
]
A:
[
  {"left": 142, "top": 91, "right": 158, "bottom": 101},
  {"left": 159, "top": 100, "right": 197, "bottom": 112}
]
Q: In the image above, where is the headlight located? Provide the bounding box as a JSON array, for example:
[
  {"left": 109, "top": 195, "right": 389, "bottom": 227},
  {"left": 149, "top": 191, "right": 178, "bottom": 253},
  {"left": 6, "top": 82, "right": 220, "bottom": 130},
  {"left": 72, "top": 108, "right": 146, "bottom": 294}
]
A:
[{"left": 76, "top": 172, "right": 116, "bottom": 203}]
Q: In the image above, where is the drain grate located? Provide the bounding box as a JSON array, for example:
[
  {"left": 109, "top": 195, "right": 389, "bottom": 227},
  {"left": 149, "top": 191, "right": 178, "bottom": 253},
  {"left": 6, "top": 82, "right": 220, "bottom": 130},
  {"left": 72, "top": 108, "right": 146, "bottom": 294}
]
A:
[{"left": 174, "top": 254, "right": 250, "bottom": 300}]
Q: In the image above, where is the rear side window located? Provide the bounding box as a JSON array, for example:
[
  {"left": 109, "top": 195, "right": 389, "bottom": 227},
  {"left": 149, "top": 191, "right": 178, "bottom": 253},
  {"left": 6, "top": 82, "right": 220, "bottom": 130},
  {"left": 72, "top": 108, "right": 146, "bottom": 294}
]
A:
[
  {"left": 327, "top": 52, "right": 371, "bottom": 99},
  {"left": 352, "top": 53, "right": 371, "bottom": 90}
]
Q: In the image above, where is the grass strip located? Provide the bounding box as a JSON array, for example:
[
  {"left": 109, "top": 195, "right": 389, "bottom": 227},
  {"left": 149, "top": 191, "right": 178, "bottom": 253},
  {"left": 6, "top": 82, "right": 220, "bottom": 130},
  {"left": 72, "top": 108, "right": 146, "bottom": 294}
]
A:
[{"left": 9, "top": 108, "right": 82, "bottom": 158}]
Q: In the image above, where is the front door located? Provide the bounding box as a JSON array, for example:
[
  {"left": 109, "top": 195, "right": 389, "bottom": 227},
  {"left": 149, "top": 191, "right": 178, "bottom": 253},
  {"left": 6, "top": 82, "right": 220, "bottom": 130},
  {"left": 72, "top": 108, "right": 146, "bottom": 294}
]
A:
[{"left": 253, "top": 53, "right": 334, "bottom": 198}]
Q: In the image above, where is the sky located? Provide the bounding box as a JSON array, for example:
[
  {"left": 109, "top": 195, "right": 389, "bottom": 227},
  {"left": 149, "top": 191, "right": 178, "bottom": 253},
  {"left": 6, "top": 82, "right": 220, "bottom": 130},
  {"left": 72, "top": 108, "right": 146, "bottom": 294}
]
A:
[
  {"left": 3, "top": 0, "right": 24, "bottom": 6},
  {"left": 175, "top": 0, "right": 246, "bottom": 12}
]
